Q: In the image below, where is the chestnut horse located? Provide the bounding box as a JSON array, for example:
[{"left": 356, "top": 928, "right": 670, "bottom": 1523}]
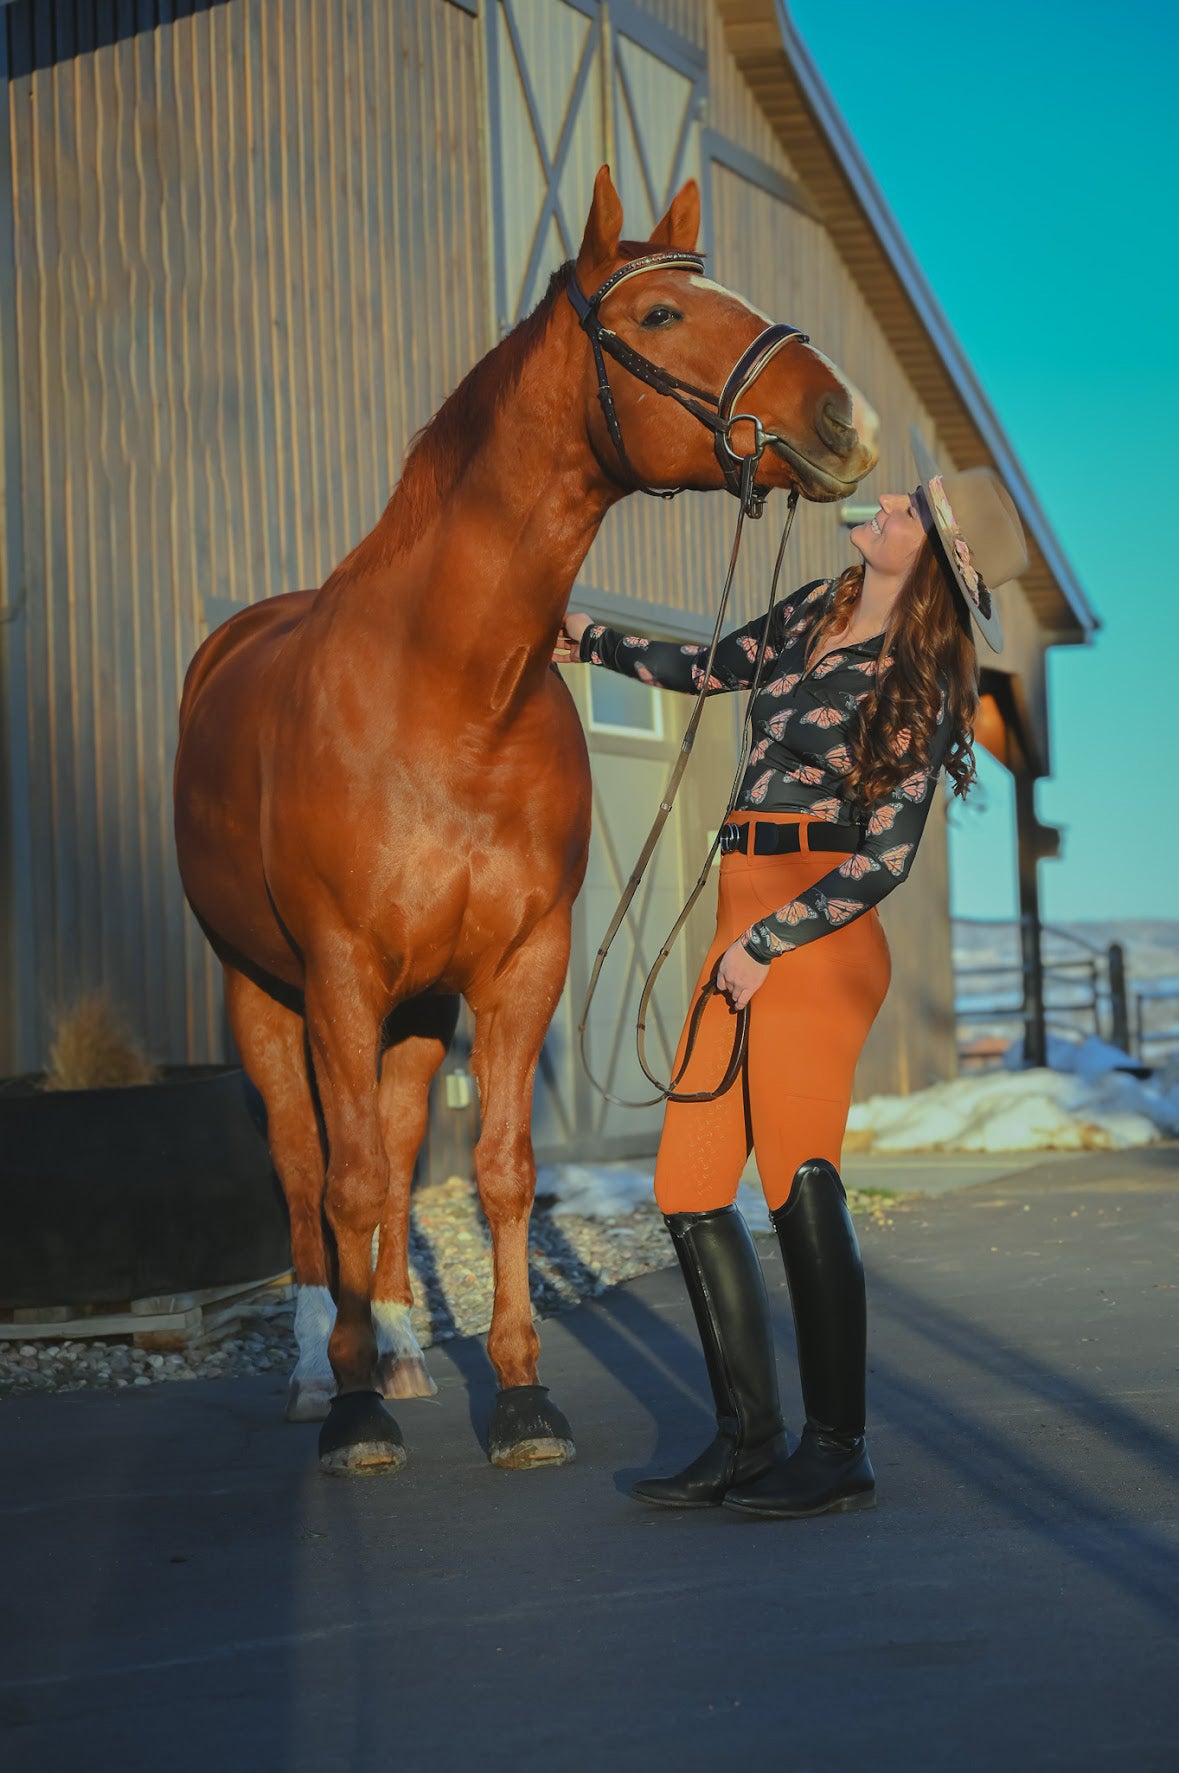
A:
[{"left": 173, "top": 168, "right": 879, "bottom": 1477}]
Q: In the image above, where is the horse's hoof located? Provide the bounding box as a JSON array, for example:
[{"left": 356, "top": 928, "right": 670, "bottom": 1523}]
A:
[
  {"left": 317, "top": 1390, "right": 407, "bottom": 1477},
  {"left": 286, "top": 1381, "right": 334, "bottom": 1423},
  {"left": 488, "top": 1385, "right": 576, "bottom": 1471},
  {"left": 377, "top": 1351, "right": 438, "bottom": 1401}
]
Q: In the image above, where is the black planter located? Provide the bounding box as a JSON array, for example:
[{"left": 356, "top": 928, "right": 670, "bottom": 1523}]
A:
[{"left": 0, "top": 1066, "right": 290, "bottom": 1308}]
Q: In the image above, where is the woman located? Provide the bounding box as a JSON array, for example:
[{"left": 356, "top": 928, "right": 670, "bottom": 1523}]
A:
[{"left": 554, "top": 436, "right": 1028, "bottom": 1520}]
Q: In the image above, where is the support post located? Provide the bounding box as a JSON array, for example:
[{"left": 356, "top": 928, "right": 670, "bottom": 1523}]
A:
[
  {"left": 1014, "top": 770, "right": 1046, "bottom": 1069},
  {"left": 1108, "top": 942, "right": 1130, "bottom": 1054}
]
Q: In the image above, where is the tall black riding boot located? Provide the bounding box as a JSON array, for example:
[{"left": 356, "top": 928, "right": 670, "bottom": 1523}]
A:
[
  {"left": 631, "top": 1205, "right": 788, "bottom": 1509},
  {"left": 724, "top": 1160, "right": 876, "bottom": 1519}
]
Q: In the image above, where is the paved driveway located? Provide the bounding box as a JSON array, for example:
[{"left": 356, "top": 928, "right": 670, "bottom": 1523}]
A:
[{"left": 3, "top": 1146, "right": 1177, "bottom": 1772}]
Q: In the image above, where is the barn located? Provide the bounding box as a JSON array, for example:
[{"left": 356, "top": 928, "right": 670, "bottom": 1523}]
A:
[{"left": 0, "top": 0, "right": 1096, "bottom": 1174}]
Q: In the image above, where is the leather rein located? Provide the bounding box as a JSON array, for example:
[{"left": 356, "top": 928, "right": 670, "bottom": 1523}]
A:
[{"left": 566, "top": 253, "right": 807, "bottom": 1106}]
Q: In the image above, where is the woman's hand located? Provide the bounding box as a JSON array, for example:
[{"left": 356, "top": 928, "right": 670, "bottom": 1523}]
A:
[
  {"left": 553, "top": 612, "right": 592, "bottom": 664},
  {"left": 716, "top": 940, "right": 770, "bottom": 1012}
]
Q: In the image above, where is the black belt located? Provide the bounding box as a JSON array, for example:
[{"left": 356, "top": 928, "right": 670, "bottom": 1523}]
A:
[{"left": 719, "top": 819, "right": 860, "bottom": 857}]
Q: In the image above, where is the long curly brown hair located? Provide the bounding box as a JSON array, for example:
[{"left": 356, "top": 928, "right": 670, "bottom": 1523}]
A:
[{"left": 804, "top": 537, "right": 980, "bottom": 808}]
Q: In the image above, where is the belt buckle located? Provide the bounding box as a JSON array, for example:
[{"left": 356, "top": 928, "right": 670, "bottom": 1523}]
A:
[{"left": 719, "top": 821, "right": 740, "bottom": 856}]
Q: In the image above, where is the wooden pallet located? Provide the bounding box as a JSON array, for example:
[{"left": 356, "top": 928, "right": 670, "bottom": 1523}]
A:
[{"left": 0, "top": 1271, "right": 294, "bottom": 1350}]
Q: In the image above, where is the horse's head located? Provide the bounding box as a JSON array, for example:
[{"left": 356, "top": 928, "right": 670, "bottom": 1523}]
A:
[{"left": 572, "top": 166, "right": 878, "bottom": 503}]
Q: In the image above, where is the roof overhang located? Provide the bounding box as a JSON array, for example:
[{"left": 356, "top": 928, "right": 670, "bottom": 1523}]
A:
[{"left": 718, "top": 0, "right": 1098, "bottom": 646}]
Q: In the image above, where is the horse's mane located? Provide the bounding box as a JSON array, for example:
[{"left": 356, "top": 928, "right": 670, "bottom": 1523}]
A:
[{"left": 331, "top": 244, "right": 655, "bottom": 580}]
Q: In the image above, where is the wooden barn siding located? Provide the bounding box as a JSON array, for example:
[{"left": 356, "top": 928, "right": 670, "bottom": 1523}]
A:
[
  {"left": 0, "top": 16, "right": 35, "bottom": 1076},
  {"left": 3, "top": 0, "right": 965, "bottom": 1097},
  {"left": 1, "top": 0, "right": 489, "bottom": 1070}
]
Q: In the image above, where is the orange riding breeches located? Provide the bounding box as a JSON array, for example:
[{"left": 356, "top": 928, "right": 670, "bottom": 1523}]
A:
[{"left": 654, "top": 813, "right": 892, "bottom": 1216}]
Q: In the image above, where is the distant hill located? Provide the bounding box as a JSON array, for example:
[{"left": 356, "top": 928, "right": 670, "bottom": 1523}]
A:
[{"left": 953, "top": 919, "right": 1179, "bottom": 979}]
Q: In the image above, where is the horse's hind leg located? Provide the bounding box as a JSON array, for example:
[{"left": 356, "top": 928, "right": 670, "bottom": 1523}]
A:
[
  {"left": 372, "top": 994, "right": 460, "bottom": 1400},
  {"left": 223, "top": 964, "right": 334, "bottom": 1423},
  {"left": 468, "top": 910, "right": 576, "bottom": 1470}
]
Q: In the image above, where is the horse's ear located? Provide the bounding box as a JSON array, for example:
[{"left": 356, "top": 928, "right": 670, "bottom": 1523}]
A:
[
  {"left": 648, "top": 180, "right": 700, "bottom": 252},
  {"left": 575, "top": 166, "right": 624, "bottom": 286}
]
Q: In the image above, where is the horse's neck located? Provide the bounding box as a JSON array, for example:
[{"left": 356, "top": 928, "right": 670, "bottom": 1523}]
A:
[{"left": 346, "top": 317, "right": 619, "bottom": 693}]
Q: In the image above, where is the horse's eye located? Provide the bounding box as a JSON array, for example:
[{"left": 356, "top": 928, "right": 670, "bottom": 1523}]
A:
[{"left": 640, "top": 306, "right": 681, "bottom": 330}]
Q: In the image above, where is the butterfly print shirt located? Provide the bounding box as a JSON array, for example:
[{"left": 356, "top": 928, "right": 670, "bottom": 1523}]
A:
[{"left": 579, "top": 579, "right": 954, "bottom": 965}]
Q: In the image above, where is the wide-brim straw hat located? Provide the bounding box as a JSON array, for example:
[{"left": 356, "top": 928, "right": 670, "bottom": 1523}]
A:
[{"left": 910, "top": 426, "right": 1028, "bottom": 654}]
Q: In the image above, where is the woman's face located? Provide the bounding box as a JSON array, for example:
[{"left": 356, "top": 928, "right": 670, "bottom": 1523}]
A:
[{"left": 850, "top": 492, "right": 926, "bottom": 577}]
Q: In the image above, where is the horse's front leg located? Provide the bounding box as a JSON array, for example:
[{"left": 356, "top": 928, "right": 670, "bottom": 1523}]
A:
[
  {"left": 469, "top": 910, "right": 576, "bottom": 1470},
  {"left": 304, "top": 952, "right": 406, "bottom": 1477},
  {"left": 372, "top": 993, "right": 460, "bottom": 1400}
]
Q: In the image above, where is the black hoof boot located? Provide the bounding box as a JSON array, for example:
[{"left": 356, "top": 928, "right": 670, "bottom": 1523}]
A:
[
  {"left": 488, "top": 1385, "right": 576, "bottom": 1470},
  {"left": 317, "top": 1390, "right": 407, "bottom": 1478},
  {"left": 725, "top": 1160, "right": 875, "bottom": 1521},
  {"left": 724, "top": 1426, "right": 875, "bottom": 1518},
  {"left": 630, "top": 1206, "right": 786, "bottom": 1510}
]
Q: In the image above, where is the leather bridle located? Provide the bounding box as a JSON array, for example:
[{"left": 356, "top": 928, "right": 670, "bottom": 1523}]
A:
[
  {"left": 568, "top": 252, "right": 812, "bottom": 1105},
  {"left": 566, "top": 252, "right": 810, "bottom": 519}
]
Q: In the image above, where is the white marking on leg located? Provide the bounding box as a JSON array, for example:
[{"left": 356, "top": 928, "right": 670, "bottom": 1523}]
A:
[
  {"left": 372, "top": 1300, "right": 426, "bottom": 1364},
  {"left": 292, "top": 1284, "right": 336, "bottom": 1387}
]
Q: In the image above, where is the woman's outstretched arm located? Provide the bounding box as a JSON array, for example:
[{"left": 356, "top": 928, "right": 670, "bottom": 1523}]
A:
[{"left": 556, "top": 582, "right": 828, "bottom": 695}]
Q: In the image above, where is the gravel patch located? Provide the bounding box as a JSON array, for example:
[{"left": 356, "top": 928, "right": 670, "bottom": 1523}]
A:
[{"left": 0, "top": 1176, "right": 902, "bottom": 1400}]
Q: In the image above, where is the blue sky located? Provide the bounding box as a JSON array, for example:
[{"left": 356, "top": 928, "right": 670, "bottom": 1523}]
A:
[{"left": 789, "top": 0, "right": 1179, "bottom": 924}]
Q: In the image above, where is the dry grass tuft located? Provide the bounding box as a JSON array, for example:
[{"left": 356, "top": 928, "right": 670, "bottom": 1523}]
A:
[{"left": 42, "top": 994, "right": 157, "bottom": 1092}]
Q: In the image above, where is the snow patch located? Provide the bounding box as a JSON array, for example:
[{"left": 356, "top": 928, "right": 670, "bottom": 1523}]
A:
[
  {"left": 848, "top": 1035, "right": 1179, "bottom": 1154},
  {"left": 535, "top": 1161, "right": 774, "bottom": 1230},
  {"left": 537, "top": 1162, "right": 655, "bottom": 1219}
]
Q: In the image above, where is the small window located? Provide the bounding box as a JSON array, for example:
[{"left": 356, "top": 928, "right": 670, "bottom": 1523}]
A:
[{"left": 587, "top": 671, "right": 664, "bottom": 739}]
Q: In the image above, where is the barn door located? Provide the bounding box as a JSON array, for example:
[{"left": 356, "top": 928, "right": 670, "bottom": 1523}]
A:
[
  {"left": 485, "top": 0, "right": 606, "bottom": 333},
  {"left": 607, "top": 2, "right": 705, "bottom": 236},
  {"left": 530, "top": 669, "right": 700, "bottom": 1162},
  {"left": 482, "top": 2, "right": 713, "bottom": 1164},
  {"left": 485, "top": 1, "right": 705, "bottom": 334}
]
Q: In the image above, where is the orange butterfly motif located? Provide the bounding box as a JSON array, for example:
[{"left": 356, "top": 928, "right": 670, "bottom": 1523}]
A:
[
  {"left": 767, "top": 709, "right": 793, "bottom": 740},
  {"left": 635, "top": 664, "right": 656, "bottom": 684},
  {"left": 809, "top": 797, "right": 844, "bottom": 822},
  {"left": 737, "top": 635, "right": 761, "bottom": 661},
  {"left": 748, "top": 770, "right": 774, "bottom": 804},
  {"left": 899, "top": 770, "right": 930, "bottom": 802},
  {"left": 622, "top": 636, "right": 650, "bottom": 649},
  {"left": 838, "top": 853, "right": 879, "bottom": 880},
  {"left": 783, "top": 764, "right": 825, "bottom": 786},
  {"left": 867, "top": 803, "right": 900, "bottom": 836},
  {"left": 849, "top": 659, "right": 878, "bottom": 676},
  {"left": 753, "top": 926, "right": 796, "bottom": 956},
  {"left": 891, "top": 725, "right": 913, "bottom": 756},
  {"left": 802, "top": 706, "right": 843, "bottom": 728},
  {"left": 880, "top": 844, "right": 913, "bottom": 877},
  {"left": 811, "top": 653, "right": 845, "bottom": 678},
  {"left": 749, "top": 738, "right": 769, "bottom": 766},
  {"left": 765, "top": 672, "right": 800, "bottom": 697},
  {"left": 691, "top": 665, "right": 725, "bottom": 692},
  {"left": 824, "top": 745, "right": 852, "bottom": 773},
  {"left": 816, "top": 895, "right": 861, "bottom": 925},
  {"left": 680, "top": 643, "right": 706, "bottom": 657},
  {"left": 775, "top": 899, "right": 817, "bottom": 927}
]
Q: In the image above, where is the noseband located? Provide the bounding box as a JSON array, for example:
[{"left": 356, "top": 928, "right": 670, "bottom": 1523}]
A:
[{"left": 566, "top": 252, "right": 810, "bottom": 518}]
